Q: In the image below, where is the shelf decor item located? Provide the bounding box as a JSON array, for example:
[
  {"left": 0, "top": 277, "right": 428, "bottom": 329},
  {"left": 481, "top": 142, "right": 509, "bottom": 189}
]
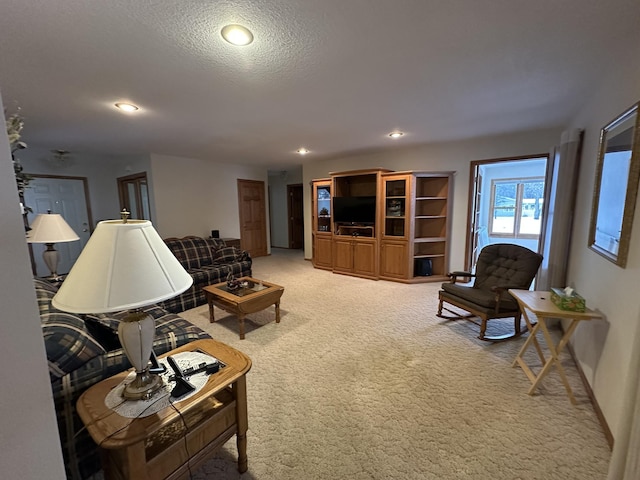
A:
[
  {"left": 52, "top": 210, "right": 193, "bottom": 400},
  {"left": 387, "top": 199, "right": 403, "bottom": 216},
  {"left": 227, "top": 272, "right": 241, "bottom": 290},
  {"left": 27, "top": 211, "right": 80, "bottom": 279}
]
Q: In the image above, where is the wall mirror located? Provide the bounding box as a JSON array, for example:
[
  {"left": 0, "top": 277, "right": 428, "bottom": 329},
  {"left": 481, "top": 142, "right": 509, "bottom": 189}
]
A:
[{"left": 588, "top": 102, "right": 640, "bottom": 267}]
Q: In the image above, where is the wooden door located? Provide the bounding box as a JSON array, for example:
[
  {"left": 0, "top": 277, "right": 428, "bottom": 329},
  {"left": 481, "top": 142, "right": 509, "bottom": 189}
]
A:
[
  {"left": 287, "top": 184, "right": 304, "bottom": 249},
  {"left": 237, "top": 179, "right": 268, "bottom": 257},
  {"left": 24, "top": 175, "right": 93, "bottom": 276},
  {"left": 117, "top": 172, "right": 151, "bottom": 220}
]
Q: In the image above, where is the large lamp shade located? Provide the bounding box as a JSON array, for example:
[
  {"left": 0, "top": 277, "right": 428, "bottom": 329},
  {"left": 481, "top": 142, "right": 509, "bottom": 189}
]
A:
[
  {"left": 27, "top": 212, "right": 80, "bottom": 279},
  {"left": 27, "top": 213, "right": 79, "bottom": 243},
  {"left": 52, "top": 219, "right": 192, "bottom": 313},
  {"left": 52, "top": 217, "right": 193, "bottom": 399}
]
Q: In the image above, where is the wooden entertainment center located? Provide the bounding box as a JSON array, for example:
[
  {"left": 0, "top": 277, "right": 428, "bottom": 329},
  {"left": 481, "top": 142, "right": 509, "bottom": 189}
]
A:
[{"left": 311, "top": 168, "right": 453, "bottom": 283}]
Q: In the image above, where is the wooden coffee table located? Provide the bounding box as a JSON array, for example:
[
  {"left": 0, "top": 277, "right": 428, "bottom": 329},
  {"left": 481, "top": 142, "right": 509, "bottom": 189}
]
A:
[
  {"left": 76, "top": 339, "right": 252, "bottom": 480},
  {"left": 203, "top": 277, "right": 284, "bottom": 339}
]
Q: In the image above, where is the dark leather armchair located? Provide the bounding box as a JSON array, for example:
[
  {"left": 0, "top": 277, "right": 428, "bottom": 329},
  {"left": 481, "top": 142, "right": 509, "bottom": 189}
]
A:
[{"left": 437, "top": 243, "right": 543, "bottom": 341}]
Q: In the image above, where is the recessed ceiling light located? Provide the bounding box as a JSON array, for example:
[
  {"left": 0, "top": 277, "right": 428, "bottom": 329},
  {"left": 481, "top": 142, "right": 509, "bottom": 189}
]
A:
[
  {"left": 115, "top": 102, "right": 139, "bottom": 112},
  {"left": 297, "top": 148, "right": 310, "bottom": 155},
  {"left": 388, "top": 131, "right": 404, "bottom": 138},
  {"left": 221, "top": 24, "right": 254, "bottom": 46}
]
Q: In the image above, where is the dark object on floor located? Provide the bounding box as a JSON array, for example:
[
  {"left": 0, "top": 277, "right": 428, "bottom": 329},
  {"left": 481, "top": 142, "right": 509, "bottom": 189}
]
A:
[{"left": 414, "top": 258, "right": 433, "bottom": 276}]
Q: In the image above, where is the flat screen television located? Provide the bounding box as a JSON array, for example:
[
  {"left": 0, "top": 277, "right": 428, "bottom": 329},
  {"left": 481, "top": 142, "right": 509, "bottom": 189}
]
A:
[{"left": 333, "top": 196, "right": 376, "bottom": 224}]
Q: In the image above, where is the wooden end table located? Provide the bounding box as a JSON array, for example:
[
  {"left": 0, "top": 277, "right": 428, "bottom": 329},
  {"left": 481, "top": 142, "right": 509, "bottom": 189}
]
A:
[
  {"left": 509, "top": 289, "right": 602, "bottom": 404},
  {"left": 203, "top": 277, "right": 284, "bottom": 339},
  {"left": 76, "top": 339, "right": 251, "bottom": 480}
]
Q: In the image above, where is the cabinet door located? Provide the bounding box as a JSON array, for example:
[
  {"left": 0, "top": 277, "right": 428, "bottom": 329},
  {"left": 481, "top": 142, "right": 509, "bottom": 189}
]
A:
[
  {"left": 380, "top": 241, "right": 409, "bottom": 279},
  {"left": 382, "top": 174, "right": 410, "bottom": 240},
  {"left": 312, "top": 180, "right": 332, "bottom": 233},
  {"left": 314, "top": 234, "right": 333, "bottom": 269},
  {"left": 353, "top": 240, "right": 377, "bottom": 277},
  {"left": 333, "top": 238, "right": 354, "bottom": 273}
]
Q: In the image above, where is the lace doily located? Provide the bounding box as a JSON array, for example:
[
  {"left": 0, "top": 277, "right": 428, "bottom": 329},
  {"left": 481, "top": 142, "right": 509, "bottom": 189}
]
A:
[{"left": 104, "top": 351, "right": 222, "bottom": 418}]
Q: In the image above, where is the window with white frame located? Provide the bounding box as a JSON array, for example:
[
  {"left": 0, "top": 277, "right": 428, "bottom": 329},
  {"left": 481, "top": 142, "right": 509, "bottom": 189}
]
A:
[{"left": 489, "top": 177, "right": 544, "bottom": 238}]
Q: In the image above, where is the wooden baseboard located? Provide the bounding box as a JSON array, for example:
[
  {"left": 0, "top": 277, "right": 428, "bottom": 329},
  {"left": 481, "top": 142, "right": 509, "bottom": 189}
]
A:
[{"left": 566, "top": 342, "right": 614, "bottom": 449}]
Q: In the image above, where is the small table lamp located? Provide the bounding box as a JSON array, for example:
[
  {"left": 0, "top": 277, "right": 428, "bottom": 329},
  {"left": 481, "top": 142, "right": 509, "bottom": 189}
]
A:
[
  {"left": 52, "top": 211, "right": 193, "bottom": 400},
  {"left": 27, "top": 211, "right": 80, "bottom": 279}
]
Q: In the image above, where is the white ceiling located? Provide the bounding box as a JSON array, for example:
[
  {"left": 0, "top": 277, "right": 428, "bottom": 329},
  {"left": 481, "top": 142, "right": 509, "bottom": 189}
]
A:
[{"left": 1, "top": 0, "right": 639, "bottom": 170}]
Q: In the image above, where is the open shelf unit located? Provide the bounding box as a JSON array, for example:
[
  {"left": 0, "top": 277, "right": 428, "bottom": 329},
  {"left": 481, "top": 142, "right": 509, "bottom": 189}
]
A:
[
  {"left": 335, "top": 224, "right": 375, "bottom": 237},
  {"left": 411, "top": 173, "right": 452, "bottom": 282},
  {"left": 311, "top": 169, "right": 453, "bottom": 283},
  {"left": 378, "top": 171, "right": 453, "bottom": 282}
]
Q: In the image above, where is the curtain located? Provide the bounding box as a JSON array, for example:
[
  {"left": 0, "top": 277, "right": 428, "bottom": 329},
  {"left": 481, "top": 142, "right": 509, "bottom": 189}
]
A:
[
  {"left": 537, "top": 128, "right": 583, "bottom": 290},
  {"left": 607, "top": 319, "right": 640, "bottom": 479}
]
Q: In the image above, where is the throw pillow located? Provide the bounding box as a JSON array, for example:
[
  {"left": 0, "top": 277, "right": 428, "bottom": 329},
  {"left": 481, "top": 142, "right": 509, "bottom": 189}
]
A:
[
  {"left": 84, "top": 316, "right": 121, "bottom": 351},
  {"left": 34, "top": 278, "right": 65, "bottom": 316},
  {"left": 42, "top": 312, "right": 106, "bottom": 381},
  {"left": 33, "top": 277, "right": 59, "bottom": 294},
  {"left": 206, "top": 237, "right": 225, "bottom": 259},
  {"left": 214, "top": 246, "right": 239, "bottom": 263}
]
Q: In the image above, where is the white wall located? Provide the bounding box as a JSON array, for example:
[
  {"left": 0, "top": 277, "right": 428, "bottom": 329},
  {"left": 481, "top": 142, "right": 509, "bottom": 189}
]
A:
[
  {"left": 20, "top": 147, "right": 274, "bottom": 243},
  {"left": 0, "top": 93, "right": 66, "bottom": 478},
  {"left": 564, "top": 41, "right": 640, "bottom": 438},
  {"left": 268, "top": 167, "right": 303, "bottom": 248},
  {"left": 18, "top": 147, "right": 151, "bottom": 226},
  {"left": 150, "top": 153, "right": 270, "bottom": 246},
  {"left": 302, "top": 128, "right": 561, "bottom": 263}
]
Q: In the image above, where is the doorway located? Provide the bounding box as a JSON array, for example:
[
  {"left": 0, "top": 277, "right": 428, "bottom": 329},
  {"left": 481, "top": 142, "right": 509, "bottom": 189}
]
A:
[
  {"left": 466, "top": 155, "right": 548, "bottom": 272},
  {"left": 287, "top": 184, "right": 304, "bottom": 249},
  {"left": 117, "top": 172, "right": 151, "bottom": 220},
  {"left": 237, "top": 179, "right": 268, "bottom": 257},
  {"left": 23, "top": 175, "right": 93, "bottom": 277}
]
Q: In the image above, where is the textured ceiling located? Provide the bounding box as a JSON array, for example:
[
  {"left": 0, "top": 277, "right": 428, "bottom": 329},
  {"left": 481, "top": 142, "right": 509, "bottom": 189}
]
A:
[{"left": 1, "top": 0, "right": 639, "bottom": 170}]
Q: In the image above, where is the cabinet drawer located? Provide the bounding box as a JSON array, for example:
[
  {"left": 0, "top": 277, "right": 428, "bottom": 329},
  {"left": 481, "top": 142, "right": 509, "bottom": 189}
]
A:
[{"left": 146, "top": 389, "right": 237, "bottom": 479}]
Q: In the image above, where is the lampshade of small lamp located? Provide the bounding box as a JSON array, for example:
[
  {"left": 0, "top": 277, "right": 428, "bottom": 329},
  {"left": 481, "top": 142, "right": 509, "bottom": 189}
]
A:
[
  {"left": 27, "top": 212, "right": 80, "bottom": 280},
  {"left": 52, "top": 212, "right": 193, "bottom": 400}
]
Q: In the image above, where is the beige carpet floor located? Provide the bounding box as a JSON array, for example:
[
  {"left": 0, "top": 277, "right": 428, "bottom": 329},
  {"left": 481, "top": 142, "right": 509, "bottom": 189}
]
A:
[{"left": 173, "top": 248, "right": 611, "bottom": 480}]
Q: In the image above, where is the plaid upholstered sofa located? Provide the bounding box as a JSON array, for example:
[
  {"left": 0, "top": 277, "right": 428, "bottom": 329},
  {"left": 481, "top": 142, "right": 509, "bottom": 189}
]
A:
[
  {"left": 160, "top": 236, "right": 252, "bottom": 313},
  {"left": 35, "top": 278, "right": 211, "bottom": 479}
]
